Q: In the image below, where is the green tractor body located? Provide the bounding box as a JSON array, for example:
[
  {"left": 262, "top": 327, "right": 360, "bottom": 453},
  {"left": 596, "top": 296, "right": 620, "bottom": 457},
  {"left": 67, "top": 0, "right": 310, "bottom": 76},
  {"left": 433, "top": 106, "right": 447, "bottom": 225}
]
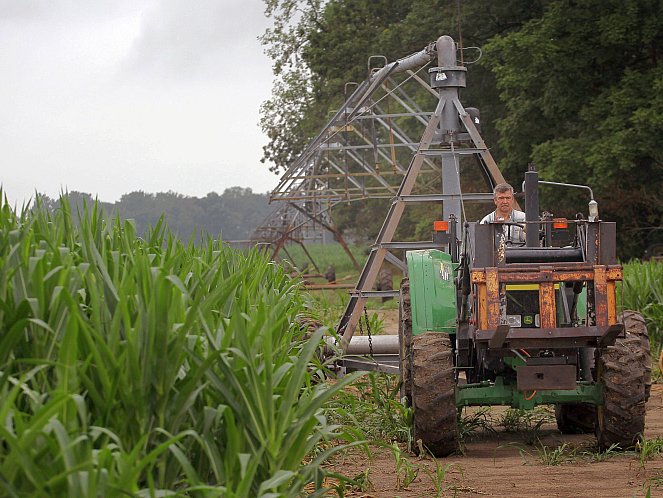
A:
[{"left": 406, "top": 250, "right": 457, "bottom": 337}]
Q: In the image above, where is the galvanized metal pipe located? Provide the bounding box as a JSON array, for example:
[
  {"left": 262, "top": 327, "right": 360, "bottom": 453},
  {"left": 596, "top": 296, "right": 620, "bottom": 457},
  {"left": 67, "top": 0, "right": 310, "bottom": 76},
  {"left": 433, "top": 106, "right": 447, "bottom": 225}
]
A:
[
  {"left": 368, "top": 41, "right": 437, "bottom": 83},
  {"left": 525, "top": 168, "right": 540, "bottom": 247},
  {"left": 325, "top": 335, "right": 399, "bottom": 355}
]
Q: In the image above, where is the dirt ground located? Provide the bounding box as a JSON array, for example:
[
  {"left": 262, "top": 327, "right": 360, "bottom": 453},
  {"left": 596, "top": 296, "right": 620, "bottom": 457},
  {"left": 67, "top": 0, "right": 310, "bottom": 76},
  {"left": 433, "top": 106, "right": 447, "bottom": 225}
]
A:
[{"left": 329, "top": 309, "right": 663, "bottom": 498}]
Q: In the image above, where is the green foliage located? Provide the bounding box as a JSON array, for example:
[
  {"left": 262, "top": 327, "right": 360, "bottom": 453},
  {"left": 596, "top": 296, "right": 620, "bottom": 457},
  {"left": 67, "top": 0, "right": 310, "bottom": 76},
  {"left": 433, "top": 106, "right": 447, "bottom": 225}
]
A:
[
  {"left": 0, "top": 195, "right": 360, "bottom": 496},
  {"left": 421, "top": 460, "right": 463, "bottom": 498},
  {"left": 458, "top": 407, "right": 496, "bottom": 440},
  {"left": 637, "top": 436, "right": 663, "bottom": 467},
  {"left": 260, "top": 0, "right": 550, "bottom": 175},
  {"left": 622, "top": 261, "right": 663, "bottom": 353},
  {"left": 534, "top": 443, "right": 573, "bottom": 466},
  {"left": 512, "top": 441, "right": 576, "bottom": 466},
  {"left": 498, "top": 406, "right": 555, "bottom": 446},
  {"left": 328, "top": 373, "right": 411, "bottom": 445},
  {"left": 580, "top": 443, "right": 622, "bottom": 463},
  {"left": 389, "top": 443, "right": 419, "bottom": 490},
  {"left": 483, "top": 0, "right": 663, "bottom": 258}
]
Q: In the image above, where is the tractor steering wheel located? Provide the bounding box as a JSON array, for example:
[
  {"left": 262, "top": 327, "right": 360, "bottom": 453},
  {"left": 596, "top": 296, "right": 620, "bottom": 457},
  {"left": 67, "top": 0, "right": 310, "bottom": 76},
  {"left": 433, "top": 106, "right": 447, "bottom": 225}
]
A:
[{"left": 496, "top": 222, "right": 526, "bottom": 247}]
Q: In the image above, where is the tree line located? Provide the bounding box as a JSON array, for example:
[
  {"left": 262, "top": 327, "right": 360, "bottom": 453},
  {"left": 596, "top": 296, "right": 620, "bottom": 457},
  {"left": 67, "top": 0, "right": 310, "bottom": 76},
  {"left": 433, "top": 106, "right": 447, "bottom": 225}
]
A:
[
  {"left": 260, "top": 0, "right": 663, "bottom": 259},
  {"left": 39, "top": 187, "right": 272, "bottom": 242}
]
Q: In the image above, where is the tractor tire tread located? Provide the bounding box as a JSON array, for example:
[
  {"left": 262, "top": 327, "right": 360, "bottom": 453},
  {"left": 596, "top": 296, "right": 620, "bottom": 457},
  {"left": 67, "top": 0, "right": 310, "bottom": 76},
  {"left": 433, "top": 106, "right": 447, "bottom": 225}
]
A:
[
  {"left": 595, "top": 329, "right": 648, "bottom": 450},
  {"left": 618, "top": 310, "right": 651, "bottom": 401},
  {"left": 411, "top": 332, "right": 459, "bottom": 457}
]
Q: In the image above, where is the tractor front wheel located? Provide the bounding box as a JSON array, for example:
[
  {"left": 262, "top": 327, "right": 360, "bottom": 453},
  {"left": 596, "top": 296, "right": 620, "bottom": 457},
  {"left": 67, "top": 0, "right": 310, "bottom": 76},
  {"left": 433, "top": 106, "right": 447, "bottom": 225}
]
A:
[
  {"left": 410, "top": 332, "right": 459, "bottom": 457},
  {"left": 595, "top": 312, "right": 650, "bottom": 450}
]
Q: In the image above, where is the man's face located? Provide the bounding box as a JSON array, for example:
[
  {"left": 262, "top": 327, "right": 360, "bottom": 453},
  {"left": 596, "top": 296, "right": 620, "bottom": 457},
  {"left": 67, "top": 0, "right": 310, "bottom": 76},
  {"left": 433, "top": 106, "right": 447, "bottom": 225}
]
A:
[{"left": 494, "top": 191, "right": 514, "bottom": 219}]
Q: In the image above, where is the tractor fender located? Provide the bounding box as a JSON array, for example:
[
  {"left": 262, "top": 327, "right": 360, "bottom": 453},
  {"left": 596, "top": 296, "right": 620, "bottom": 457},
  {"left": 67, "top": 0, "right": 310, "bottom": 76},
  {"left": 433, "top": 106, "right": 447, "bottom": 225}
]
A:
[{"left": 406, "top": 249, "right": 457, "bottom": 336}]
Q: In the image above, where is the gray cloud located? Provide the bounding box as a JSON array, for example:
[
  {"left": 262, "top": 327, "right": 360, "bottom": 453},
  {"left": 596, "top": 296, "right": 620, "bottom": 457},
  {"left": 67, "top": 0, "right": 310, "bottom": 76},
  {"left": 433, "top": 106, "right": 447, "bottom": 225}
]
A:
[
  {"left": 0, "top": 0, "right": 141, "bottom": 22},
  {"left": 124, "top": 0, "right": 269, "bottom": 78},
  {"left": 0, "top": 0, "right": 277, "bottom": 206}
]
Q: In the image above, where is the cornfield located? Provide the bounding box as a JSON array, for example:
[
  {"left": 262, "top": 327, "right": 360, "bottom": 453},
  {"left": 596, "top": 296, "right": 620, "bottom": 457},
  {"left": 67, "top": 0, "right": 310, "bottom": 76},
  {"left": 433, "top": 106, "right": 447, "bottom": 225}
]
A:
[
  {"left": 0, "top": 196, "right": 358, "bottom": 497},
  {"left": 622, "top": 260, "right": 663, "bottom": 354}
]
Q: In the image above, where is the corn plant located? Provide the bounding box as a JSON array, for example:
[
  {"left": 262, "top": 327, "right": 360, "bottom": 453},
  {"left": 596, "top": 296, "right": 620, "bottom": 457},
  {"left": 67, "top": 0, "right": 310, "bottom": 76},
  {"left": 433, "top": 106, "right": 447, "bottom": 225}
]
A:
[
  {"left": 0, "top": 195, "right": 361, "bottom": 497},
  {"left": 622, "top": 261, "right": 663, "bottom": 353}
]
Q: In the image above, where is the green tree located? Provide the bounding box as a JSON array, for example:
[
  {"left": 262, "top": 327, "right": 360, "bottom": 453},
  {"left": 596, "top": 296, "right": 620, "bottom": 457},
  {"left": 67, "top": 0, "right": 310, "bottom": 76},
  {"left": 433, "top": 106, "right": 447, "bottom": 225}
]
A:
[{"left": 483, "top": 0, "right": 663, "bottom": 258}]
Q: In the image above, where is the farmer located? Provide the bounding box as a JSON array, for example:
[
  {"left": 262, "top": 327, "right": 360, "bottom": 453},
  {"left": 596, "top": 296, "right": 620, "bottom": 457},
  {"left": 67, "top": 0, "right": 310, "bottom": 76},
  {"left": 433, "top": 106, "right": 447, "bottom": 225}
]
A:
[{"left": 480, "top": 182, "right": 526, "bottom": 243}]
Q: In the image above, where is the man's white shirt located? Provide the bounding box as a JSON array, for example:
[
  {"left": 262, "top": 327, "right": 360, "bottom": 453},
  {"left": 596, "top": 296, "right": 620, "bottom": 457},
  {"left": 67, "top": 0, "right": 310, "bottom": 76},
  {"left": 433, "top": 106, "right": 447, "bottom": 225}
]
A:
[{"left": 479, "top": 210, "right": 526, "bottom": 242}]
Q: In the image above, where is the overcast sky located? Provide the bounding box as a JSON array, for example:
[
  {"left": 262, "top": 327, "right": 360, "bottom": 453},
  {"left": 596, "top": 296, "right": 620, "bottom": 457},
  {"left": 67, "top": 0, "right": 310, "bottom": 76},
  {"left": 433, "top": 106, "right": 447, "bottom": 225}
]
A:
[{"left": 0, "top": 0, "right": 278, "bottom": 206}]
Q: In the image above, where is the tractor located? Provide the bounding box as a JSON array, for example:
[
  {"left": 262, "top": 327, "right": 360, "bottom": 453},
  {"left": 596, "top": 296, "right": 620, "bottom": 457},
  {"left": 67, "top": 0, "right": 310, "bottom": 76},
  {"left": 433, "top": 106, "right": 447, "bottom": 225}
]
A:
[{"left": 398, "top": 168, "right": 652, "bottom": 457}]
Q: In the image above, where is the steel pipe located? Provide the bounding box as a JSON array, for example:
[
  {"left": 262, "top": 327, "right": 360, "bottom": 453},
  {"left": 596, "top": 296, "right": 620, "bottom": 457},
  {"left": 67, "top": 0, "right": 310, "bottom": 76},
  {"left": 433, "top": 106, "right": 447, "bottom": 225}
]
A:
[{"left": 325, "top": 335, "right": 399, "bottom": 355}]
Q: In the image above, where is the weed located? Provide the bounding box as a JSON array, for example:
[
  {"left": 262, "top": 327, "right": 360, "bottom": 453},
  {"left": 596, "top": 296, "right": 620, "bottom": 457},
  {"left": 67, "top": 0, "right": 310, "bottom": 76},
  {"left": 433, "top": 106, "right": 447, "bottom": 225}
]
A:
[
  {"left": 330, "top": 468, "right": 373, "bottom": 496},
  {"left": 535, "top": 442, "right": 575, "bottom": 465},
  {"left": 500, "top": 440, "right": 574, "bottom": 466},
  {"left": 390, "top": 443, "right": 419, "bottom": 490},
  {"left": 581, "top": 442, "right": 622, "bottom": 462},
  {"left": 498, "top": 406, "right": 555, "bottom": 444},
  {"left": 328, "top": 372, "right": 412, "bottom": 445},
  {"left": 458, "top": 406, "right": 495, "bottom": 439},
  {"left": 637, "top": 436, "right": 663, "bottom": 466},
  {"left": 644, "top": 469, "right": 663, "bottom": 493},
  {"left": 422, "top": 460, "right": 463, "bottom": 498}
]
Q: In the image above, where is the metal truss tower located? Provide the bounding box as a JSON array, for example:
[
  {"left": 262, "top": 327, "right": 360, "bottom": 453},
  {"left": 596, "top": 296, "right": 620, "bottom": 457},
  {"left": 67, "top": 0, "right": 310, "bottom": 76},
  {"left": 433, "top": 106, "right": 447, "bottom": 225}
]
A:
[{"left": 335, "top": 35, "right": 512, "bottom": 346}]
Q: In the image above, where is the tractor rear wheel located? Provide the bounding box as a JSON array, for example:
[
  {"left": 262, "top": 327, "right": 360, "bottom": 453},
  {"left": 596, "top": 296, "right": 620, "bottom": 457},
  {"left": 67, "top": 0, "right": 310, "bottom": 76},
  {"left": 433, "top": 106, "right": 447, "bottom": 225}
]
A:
[
  {"left": 398, "top": 279, "right": 412, "bottom": 405},
  {"left": 410, "top": 331, "right": 459, "bottom": 457},
  {"left": 595, "top": 314, "right": 649, "bottom": 450}
]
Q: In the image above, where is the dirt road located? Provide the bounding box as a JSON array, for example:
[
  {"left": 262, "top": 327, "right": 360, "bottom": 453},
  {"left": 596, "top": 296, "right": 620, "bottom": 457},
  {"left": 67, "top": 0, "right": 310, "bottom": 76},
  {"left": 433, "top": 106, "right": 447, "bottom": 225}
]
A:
[
  {"left": 331, "top": 309, "right": 662, "bottom": 497},
  {"left": 328, "top": 385, "right": 662, "bottom": 497}
]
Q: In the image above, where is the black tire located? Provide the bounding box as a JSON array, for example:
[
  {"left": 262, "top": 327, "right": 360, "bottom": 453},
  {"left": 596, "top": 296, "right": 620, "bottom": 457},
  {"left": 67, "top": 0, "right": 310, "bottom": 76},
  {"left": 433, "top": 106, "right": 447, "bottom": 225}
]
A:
[
  {"left": 555, "top": 403, "right": 596, "bottom": 434},
  {"left": 398, "top": 279, "right": 412, "bottom": 405},
  {"left": 377, "top": 268, "right": 393, "bottom": 302},
  {"left": 595, "top": 317, "right": 649, "bottom": 450},
  {"left": 411, "top": 332, "right": 459, "bottom": 457},
  {"left": 618, "top": 311, "right": 651, "bottom": 401}
]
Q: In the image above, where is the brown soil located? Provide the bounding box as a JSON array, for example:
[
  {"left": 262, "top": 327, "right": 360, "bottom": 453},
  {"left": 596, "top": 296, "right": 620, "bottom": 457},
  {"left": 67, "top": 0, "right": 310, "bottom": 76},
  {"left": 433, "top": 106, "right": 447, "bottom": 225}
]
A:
[
  {"left": 379, "top": 308, "right": 399, "bottom": 335},
  {"left": 327, "top": 385, "right": 663, "bottom": 497},
  {"left": 331, "top": 306, "right": 663, "bottom": 497}
]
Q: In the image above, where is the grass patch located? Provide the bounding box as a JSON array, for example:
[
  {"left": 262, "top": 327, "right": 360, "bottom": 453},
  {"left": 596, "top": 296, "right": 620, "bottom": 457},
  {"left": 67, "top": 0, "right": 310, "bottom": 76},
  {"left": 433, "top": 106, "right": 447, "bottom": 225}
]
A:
[
  {"left": 637, "top": 436, "right": 663, "bottom": 466},
  {"left": 458, "top": 407, "right": 496, "bottom": 440},
  {"left": 498, "top": 406, "right": 555, "bottom": 433},
  {"left": 277, "top": 242, "right": 367, "bottom": 279},
  {"left": 328, "top": 372, "right": 412, "bottom": 445}
]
